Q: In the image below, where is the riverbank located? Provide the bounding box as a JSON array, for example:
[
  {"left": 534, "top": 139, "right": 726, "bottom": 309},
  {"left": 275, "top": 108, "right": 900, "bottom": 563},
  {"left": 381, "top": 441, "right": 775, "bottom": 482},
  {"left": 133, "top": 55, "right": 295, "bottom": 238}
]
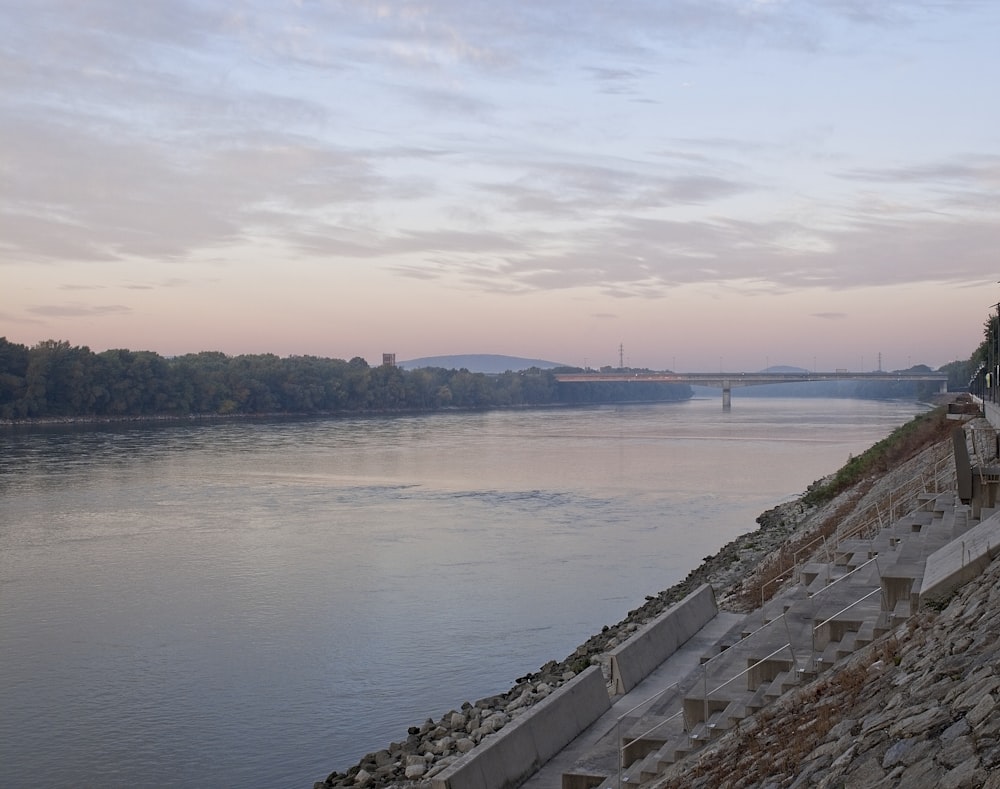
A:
[
  {"left": 655, "top": 544, "right": 1000, "bottom": 788},
  {"left": 649, "top": 411, "right": 1000, "bottom": 788},
  {"left": 316, "top": 404, "right": 959, "bottom": 787}
]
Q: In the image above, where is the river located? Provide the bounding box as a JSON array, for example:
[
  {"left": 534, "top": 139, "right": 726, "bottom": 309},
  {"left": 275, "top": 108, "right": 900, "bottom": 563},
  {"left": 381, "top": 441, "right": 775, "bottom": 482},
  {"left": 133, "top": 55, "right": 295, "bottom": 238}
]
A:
[{"left": 0, "top": 397, "right": 928, "bottom": 788}]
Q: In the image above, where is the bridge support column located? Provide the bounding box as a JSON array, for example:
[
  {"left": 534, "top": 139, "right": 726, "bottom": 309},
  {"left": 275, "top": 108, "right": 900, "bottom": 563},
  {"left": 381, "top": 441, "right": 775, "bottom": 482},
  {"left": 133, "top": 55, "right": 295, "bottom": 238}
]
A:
[{"left": 722, "top": 381, "right": 731, "bottom": 410}]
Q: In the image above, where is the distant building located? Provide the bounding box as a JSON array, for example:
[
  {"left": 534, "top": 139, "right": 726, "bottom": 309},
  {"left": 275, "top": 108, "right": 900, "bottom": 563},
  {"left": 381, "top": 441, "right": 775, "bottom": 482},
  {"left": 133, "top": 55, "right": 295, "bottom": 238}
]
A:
[{"left": 382, "top": 353, "right": 396, "bottom": 367}]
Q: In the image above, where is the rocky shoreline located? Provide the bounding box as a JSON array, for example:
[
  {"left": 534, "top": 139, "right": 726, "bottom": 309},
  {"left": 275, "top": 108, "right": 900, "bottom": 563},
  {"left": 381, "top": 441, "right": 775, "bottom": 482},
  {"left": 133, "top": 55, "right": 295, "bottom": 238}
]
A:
[{"left": 316, "top": 405, "right": 965, "bottom": 789}]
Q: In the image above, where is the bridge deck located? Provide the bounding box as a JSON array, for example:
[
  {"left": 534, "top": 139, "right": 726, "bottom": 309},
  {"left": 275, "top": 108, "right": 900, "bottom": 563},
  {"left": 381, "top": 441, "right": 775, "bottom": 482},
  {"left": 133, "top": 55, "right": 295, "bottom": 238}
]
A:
[{"left": 554, "top": 371, "right": 948, "bottom": 387}]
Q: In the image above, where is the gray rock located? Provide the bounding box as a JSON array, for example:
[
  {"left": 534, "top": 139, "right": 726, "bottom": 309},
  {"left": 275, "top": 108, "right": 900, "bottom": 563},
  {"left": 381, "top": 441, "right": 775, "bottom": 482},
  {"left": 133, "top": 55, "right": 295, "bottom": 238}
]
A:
[
  {"left": 940, "top": 717, "right": 970, "bottom": 742},
  {"left": 888, "top": 704, "right": 950, "bottom": 738},
  {"left": 403, "top": 763, "right": 426, "bottom": 779},
  {"left": 882, "top": 737, "right": 917, "bottom": 769},
  {"left": 937, "top": 734, "right": 976, "bottom": 769},
  {"left": 967, "top": 693, "right": 996, "bottom": 728},
  {"left": 939, "top": 758, "right": 984, "bottom": 789}
]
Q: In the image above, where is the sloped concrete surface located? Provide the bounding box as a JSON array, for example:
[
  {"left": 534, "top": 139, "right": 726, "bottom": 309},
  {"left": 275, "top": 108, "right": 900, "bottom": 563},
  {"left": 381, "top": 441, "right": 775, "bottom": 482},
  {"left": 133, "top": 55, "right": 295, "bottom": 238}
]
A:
[{"left": 919, "top": 510, "right": 1000, "bottom": 605}]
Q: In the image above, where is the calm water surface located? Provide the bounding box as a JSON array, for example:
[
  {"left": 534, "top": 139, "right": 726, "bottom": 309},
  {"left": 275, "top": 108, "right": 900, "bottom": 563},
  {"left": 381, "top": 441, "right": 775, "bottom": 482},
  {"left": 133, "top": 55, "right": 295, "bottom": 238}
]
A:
[{"left": 0, "top": 398, "right": 928, "bottom": 788}]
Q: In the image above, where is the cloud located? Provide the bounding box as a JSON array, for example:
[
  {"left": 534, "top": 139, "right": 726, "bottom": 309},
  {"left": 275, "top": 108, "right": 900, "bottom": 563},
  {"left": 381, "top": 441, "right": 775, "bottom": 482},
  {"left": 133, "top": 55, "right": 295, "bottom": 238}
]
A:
[
  {"left": 838, "top": 156, "right": 1000, "bottom": 187},
  {"left": 401, "top": 86, "right": 496, "bottom": 117},
  {"left": 0, "top": 105, "right": 395, "bottom": 264},
  {"left": 1, "top": 0, "right": 996, "bottom": 306},
  {"left": 27, "top": 303, "right": 132, "bottom": 317},
  {"left": 584, "top": 65, "right": 657, "bottom": 95}
]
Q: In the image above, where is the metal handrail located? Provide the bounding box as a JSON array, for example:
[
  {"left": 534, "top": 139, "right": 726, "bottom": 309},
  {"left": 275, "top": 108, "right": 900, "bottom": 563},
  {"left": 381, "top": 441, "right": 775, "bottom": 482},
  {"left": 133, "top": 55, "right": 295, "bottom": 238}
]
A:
[
  {"left": 810, "top": 587, "right": 882, "bottom": 670},
  {"left": 771, "top": 442, "right": 955, "bottom": 610},
  {"left": 617, "top": 707, "right": 685, "bottom": 788},
  {"left": 806, "top": 555, "right": 878, "bottom": 597},
  {"left": 703, "top": 640, "right": 795, "bottom": 702},
  {"left": 615, "top": 680, "right": 683, "bottom": 789},
  {"left": 617, "top": 558, "right": 892, "bottom": 786}
]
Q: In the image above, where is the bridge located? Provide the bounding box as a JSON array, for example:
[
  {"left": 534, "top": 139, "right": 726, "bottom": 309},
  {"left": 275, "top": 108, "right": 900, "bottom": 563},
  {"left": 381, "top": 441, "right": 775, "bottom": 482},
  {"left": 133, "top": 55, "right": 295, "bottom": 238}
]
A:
[{"left": 553, "top": 370, "right": 950, "bottom": 408}]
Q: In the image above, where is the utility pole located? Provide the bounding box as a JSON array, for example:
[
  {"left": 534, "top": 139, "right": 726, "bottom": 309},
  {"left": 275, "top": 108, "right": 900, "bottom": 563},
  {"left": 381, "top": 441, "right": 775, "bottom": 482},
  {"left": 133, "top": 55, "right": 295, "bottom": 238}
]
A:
[{"left": 618, "top": 343, "right": 624, "bottom": 369}]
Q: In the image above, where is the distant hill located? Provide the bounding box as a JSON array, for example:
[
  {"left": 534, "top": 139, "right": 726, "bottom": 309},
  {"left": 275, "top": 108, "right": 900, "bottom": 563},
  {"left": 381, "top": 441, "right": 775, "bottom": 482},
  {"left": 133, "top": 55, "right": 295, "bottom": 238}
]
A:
[
  {"left": 398, "top": 354, "right": 566, "bottom": 374},
  {"left": 762, "top": 365, "right": 809, "bottom": 374}
]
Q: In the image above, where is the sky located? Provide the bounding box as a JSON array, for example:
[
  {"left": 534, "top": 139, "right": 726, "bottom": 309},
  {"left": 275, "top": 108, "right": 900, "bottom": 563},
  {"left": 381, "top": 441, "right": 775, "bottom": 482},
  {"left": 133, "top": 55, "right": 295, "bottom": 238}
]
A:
[{"left": 2, "top": 1, "right": 999, "bottom": 372}]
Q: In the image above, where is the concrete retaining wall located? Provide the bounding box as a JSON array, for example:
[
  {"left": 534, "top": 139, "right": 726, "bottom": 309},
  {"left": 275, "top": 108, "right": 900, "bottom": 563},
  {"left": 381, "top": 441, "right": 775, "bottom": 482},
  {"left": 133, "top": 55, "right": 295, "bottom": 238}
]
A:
[
  {"left": 609, "top": 583, "right": 718, "bottom": 695},
  {"left": 429, "top": 665, "right": 611, "bottom": 789},
  {"left": 919, "top": 512, "right": 1000, "bottom": 605}
]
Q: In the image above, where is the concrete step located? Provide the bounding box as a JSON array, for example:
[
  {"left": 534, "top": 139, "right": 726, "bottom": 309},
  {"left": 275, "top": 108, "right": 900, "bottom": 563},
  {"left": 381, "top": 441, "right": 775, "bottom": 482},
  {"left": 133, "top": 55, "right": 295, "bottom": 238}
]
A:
[
  {"left": 855, "top": 619, "right": 877, "bottom": 649},
  {"left": 800, "top": 562, "right": 830, "bottom": 587},
  {"left": 834, "top": 540, "right": 870, "bottom": 567},
  {"left": 638, "top": 750, "right": 663, "bottom": 782},
  {"left": 719, "top": 698, "right": 748, "bottom": 731},
  {"left": 805, "top": 567, "right": 854, "bottom": 596},
  {"left": 873, "top": 611, "right": 893, "bottom": 640},
  {"left": 688, "top": 721, "right": 712, "bottom": 746},
  {"left": 699, "top": 642, "right": 732, "bottom": 664},
  {"left": 763, "top": 671, "right": 793, "bottom": 701},
  {"left": 813, "top": 616, "right": 862, "bottom": 652},
  {"left": 816, "top": 641, "right": 840, "bottom": 672},
  {"left": 835, "top": 630, "right": 860, "bottom": 660},
  {"left": 620, "top": 721, "right": 669, "bottom": 768},
  {"left": 745, "top": 684, "right": 769, "bottom": 715},
  {"left": 689, "top": 707, "right": 738, "bottom": 741},
  {"left": 890, "top": 597, "right": 913, "bottom": 628}
]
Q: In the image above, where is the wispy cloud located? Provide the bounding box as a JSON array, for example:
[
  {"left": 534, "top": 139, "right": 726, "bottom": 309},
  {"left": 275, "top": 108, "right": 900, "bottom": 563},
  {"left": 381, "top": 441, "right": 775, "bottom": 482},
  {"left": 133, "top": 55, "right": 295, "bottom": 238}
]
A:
[
  {"left": 28, "top": 303, "right": 132, "bottom": 317},
  {"left": 1, "top": 0, "right": 996, "bottom": 365}
]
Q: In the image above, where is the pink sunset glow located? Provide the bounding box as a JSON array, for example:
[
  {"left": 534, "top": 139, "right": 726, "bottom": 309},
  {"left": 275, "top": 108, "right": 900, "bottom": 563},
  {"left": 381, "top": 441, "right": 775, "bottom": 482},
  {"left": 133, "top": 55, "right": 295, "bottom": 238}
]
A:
[{"left": 3, "top": 2, "right": 998, "bottom": 371}]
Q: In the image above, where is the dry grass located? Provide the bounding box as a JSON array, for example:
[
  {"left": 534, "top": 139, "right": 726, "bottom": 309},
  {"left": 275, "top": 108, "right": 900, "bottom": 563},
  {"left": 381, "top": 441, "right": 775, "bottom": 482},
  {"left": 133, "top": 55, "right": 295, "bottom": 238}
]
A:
[
  {"left": 731, "top": 407, "right": 955, "bottom": 612},
  {"left": 659, "top": 638, "right": 903, "bottom": 789},
  {"left": 734, "top": 493, "right": 864, "bottom": 611}
]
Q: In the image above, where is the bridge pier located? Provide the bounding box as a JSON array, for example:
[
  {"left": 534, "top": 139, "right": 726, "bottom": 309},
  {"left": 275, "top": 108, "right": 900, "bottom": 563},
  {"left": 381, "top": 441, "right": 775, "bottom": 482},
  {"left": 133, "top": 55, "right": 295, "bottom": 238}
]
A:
[{"left": 722, "top": 381, "right": 731, "bottom": 410}]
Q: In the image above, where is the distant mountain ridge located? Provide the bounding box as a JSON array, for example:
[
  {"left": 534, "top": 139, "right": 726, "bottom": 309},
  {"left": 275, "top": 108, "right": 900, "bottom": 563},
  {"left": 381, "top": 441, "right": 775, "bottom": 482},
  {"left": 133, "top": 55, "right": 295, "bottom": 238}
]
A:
[{"left": 398, "top": 354, "right": 566, "bottom": 373}]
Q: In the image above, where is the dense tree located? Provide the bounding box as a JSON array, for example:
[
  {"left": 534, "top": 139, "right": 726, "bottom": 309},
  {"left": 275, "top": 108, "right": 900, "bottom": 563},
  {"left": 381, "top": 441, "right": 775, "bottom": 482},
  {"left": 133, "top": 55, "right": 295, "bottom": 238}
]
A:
[
  {"left": 0, "top": 341, "right": 691, "bottom": 420},
  {"left": 0, "top": 338, "right": 30, "bottom": 418},
  {"left": 12, "top": 336, "right": 973, "bottom": 421}
]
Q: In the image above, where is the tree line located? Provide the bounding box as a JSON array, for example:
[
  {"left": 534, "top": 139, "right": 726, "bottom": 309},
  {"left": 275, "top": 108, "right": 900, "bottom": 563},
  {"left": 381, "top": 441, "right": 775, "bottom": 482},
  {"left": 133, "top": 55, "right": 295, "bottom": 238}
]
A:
[{"left": 0, "top": 338, "right": 692, "bottom": 420}]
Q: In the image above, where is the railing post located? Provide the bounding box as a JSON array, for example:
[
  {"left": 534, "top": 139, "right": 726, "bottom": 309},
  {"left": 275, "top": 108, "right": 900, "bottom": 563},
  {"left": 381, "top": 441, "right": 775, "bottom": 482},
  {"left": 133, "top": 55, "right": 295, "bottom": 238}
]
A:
[
  {"left": 782, "top": 613, "right": 797, "bottom": 667},
  {"left": 617, "top": 716, "right": 623, "bottom": 789},
  {"left": 702, "top": 663, "right": 709, "bottom": 729},
  {"left": 811, "top": 622, "right": 817, "bottom": 672},
  {"left": 873, "top": 556, "right": 888, "bottom": 610}
]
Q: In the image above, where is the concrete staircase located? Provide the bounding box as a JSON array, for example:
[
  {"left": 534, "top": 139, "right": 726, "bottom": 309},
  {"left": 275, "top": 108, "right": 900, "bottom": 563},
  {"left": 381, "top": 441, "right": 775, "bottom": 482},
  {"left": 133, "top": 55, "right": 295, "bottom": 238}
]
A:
[{"left": 614, "top": 491, "right": 984, "bottom": 789}]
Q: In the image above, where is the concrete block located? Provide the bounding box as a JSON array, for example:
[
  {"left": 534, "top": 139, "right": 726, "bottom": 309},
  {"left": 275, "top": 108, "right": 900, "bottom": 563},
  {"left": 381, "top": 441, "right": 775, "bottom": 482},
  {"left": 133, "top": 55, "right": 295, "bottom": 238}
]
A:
[
  {"left": 609, "top": 584, "right": 718, "bottom": 695},
  {"left": 430, "top": 665, "right": 611, "bottom": 789},
  {"left": 919, "top": 511, "right": 1000, "bottom": 606}
]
